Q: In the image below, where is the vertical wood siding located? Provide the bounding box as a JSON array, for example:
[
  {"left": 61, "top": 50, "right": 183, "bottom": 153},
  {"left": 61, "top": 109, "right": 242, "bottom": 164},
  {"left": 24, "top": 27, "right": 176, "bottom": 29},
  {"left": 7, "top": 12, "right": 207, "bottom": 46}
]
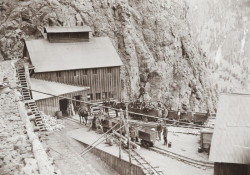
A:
[
  {"left": 35, "top": 90, "right": 88, "bottom": 116},
  {"left": 214, "top": 163, "right": 250, "bottom": 175},
  {"left": 32, "top": 67, "right": 121, "bottom": 101}
]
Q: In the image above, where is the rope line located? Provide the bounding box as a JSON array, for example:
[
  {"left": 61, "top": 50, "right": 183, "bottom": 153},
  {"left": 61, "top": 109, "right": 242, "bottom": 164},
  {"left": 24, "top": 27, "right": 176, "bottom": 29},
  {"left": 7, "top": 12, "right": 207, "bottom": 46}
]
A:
[
  {"left": 5, "top": 83, "right": 214, "bottom": 129},
  {"left": 80, "top": 122, "right": 128, "bottom": 156},
  {"left": 79, "top": 122, "right": 120, "bottom": 155}
]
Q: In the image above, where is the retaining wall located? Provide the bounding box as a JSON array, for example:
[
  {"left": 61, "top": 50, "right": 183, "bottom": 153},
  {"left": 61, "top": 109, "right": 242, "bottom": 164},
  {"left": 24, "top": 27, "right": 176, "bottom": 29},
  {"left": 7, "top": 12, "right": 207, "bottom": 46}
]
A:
[{"left": 80, "top": 142, "right": 145, "bottom": 175}]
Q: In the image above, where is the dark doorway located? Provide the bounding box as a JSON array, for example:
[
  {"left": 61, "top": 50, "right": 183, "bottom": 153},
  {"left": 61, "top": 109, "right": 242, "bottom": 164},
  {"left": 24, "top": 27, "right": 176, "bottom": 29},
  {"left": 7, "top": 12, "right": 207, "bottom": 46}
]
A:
[
  {"left": 74, "top": 95, "right": 81, "bottom": 106},
  {"left": 59, "top": 99, "right": 68, "bottom": 116},
  {"left": 73, "top": 95, "right": 81, "bottom": 113}
]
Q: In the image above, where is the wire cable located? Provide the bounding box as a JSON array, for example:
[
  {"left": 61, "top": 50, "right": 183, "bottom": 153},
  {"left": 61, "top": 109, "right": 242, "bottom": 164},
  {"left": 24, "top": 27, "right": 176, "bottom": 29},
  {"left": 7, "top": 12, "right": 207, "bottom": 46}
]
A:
[
  {"left": 79, "top": 122, "right": 120, "bottom": 155},
  {"left": 6, "top": 83, "right": 214, "bottom": 129},
  {"left": 80, "top": 122, "right": 128, "bottom": 156}
]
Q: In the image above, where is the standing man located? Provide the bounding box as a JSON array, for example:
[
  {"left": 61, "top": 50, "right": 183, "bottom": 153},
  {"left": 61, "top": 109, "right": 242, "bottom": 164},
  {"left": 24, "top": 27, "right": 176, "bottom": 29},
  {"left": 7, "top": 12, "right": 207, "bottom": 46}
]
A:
[
  {"left": 156, "top": 100, "right": 163, "bottom": 118},
  {"left": 156, "top": 121, "right": 163, "bottom": 141},
  {"left": 162, "top": 107, "right": 168, "bottom": 124},
  {"left": 138, "top": 84, "right": 145, "bottom": 99},
  {"left": 163, "top": 126, "right": 168, "bottom": 145},
  {"left": 67, "top": 100, "right": 75, "bottom": 117}
]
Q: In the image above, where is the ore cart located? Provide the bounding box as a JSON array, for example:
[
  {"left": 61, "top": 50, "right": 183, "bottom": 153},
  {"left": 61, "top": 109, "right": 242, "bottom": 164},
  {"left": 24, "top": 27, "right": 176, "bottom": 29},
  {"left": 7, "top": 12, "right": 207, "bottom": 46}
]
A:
[
  {"left": 193, "top": 112, "right": 209, "bottom": 125},
  {"left": 179, "top": 112, "right": 193, "bottom": 124},
  {"left": 138, "top": 127, "right": 157, "bottom": 147},
  {"left": 146, "top": 108, "right": 158, "bottom": 122},
  {"left": 102, "top": 118, "right": 113, "bottom": 132}
]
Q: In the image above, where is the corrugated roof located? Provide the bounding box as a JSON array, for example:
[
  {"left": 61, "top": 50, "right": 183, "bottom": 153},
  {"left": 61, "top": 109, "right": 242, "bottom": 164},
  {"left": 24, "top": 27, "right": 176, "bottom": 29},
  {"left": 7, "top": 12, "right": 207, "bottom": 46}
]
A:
[
  {"left": 25, "top": 37, "right": 123, "bottom": 72},
  {"left": 209, "top": 93, "right": 250, "bottom": 164},
  {"left": 30, "top": 78, "right": 89, "bottom": 101},
  {"left": 44, "top": 26, "right": 92, "bottom": 33}
]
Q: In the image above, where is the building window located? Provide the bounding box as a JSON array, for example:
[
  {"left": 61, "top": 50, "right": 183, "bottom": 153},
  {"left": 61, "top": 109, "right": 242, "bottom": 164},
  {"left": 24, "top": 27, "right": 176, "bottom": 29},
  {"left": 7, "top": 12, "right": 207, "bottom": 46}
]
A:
[
  {"left": 102, "top": 92, "right": 107, "bottom": 99},
  {"left": 107, "top": 68, "right": 111, "bottom": 73},
  {"left": 83, "top": 69, "right": 87, "bottom": 75},
  {"left": 92, "top": 69, "right": 97, "bottom": 74},
  {"left": 108, "top": 92, "right": 113, "bottom": 98},
  {"left": 96, "top": 93, "right": 101, "bottom": 100},
  {"left": 87, "top": 94, "right": 93, "bottom": 101},
  {"left": 56, "top": 72, "right": 61, "bottom": 78}
]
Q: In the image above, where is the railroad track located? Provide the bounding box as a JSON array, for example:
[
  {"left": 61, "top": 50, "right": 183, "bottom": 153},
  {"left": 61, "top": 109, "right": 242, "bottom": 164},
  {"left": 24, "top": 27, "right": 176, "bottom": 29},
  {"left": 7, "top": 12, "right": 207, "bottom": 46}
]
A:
[
  {"left": 112, "top": 139, "right": 164, "bottom": 175},
  {"left": 66, "top": 117, "right": 164, "bottom": 174},
  {"left": 149, "top": 146, "right": 214, "bottom": 169}
]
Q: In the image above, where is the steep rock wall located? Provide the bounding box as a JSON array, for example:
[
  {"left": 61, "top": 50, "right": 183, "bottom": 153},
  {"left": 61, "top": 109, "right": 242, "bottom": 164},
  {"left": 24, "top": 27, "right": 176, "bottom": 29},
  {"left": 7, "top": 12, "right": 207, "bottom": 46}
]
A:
[{"left": 0, "top": 0, "right": 217, "bottom": 112}]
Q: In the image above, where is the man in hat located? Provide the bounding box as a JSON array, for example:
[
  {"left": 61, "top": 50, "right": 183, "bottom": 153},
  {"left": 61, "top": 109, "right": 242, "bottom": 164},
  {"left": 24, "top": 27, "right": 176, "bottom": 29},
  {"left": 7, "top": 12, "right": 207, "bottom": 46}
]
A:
[
  {"left": 156, "top": 100, "right": 163, "bottom": 118},
  {"left": 162, "top": 107, "right": 168, "bottom": 125},
  {"left": 130, "top": 126, "right": 136, "bottom": 142},
  {"left": 163, "top": 126, "right": 168, "bottom": 145},
  {"left": 138, "top": 84, "right": 145, "bottom": 99},
  {"left": 156, "top": 121, "right": 163, "bottom": 141}
]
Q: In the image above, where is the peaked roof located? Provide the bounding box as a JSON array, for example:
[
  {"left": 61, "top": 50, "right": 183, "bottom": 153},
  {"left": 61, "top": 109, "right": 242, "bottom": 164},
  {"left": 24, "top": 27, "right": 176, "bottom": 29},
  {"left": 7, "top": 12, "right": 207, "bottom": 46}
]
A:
[
  {"left": 44, "top": 26, "right": 91, "bottom": 33},
  {"left": 25, "top": 37, "right": 123, "bottom": 73},
  {"left": 209, "top": 93, "right": 250, "bottom": 165},
  {"left": 30, "top": 78, "right": 89, "bottom": 101}
]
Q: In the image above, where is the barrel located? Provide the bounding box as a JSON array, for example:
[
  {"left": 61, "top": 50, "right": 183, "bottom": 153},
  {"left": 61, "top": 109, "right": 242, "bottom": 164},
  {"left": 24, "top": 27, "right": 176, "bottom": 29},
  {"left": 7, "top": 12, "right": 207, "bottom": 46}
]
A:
[{"left": 56, "top": 111, "right": 62, "bottom": 118}]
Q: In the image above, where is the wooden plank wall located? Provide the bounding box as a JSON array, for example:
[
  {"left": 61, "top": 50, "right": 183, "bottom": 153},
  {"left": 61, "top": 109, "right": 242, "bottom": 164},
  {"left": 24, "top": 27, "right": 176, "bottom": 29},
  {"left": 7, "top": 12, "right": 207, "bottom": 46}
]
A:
[
  {"left": 35, "top": 90, "right": 88, "bottom": 116},
  {"left": 48, "top": 32, "right": 89, "bottom": 43},
  {"left": 79, "top": 141, "right": 145, "bottom": 175},
  {"left": 32, "top": 67, "right": 121, "bottom": 101},
  {"left": 214, "top": 163, "right": 250, "bottom": 175}
]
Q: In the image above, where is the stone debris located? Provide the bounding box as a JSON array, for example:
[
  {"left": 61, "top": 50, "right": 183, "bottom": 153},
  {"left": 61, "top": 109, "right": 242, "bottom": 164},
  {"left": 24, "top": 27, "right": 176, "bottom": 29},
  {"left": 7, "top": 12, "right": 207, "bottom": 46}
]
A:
[
  {"left": 0, "top": 61, "right": 38, "bottom": 175},
  {"left": 40, "top": 112, "right": 65, "bottom": 131},
  {"left": 0, "top": 61, "right": 60, "bottom": 175}
]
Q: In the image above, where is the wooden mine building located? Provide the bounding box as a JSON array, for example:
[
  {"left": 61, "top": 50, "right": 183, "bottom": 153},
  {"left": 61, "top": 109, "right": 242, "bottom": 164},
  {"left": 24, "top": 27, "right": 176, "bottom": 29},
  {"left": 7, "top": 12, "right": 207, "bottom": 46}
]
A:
[
  {"left": 23, "top": 26, "right": 123, "bottom": 104},
  {"left": 209, "top": 93, "right": 250, "bottom": 175}
]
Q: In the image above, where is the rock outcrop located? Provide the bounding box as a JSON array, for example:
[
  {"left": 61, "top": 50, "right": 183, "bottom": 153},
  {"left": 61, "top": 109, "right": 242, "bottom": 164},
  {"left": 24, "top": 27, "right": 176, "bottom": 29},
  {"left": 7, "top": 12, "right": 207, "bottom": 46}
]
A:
[{"left": 3, "top": 0, "right": 248, "bottom": 112}]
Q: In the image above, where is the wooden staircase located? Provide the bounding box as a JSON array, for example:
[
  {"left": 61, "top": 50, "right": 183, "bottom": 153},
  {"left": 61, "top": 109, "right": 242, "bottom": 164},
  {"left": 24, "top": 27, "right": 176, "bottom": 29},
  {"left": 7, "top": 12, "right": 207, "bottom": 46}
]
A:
[{"left": 17, "top": 68, "right": 46, "bottom": 131}]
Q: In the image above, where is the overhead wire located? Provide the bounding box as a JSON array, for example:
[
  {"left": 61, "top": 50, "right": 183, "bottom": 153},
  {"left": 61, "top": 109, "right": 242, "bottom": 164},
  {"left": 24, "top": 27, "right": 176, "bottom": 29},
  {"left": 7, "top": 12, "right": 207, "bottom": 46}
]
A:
[
  {"left": 79, "top": 122, "right": 120, "bottom": 155},
  {"left": 5, "top": 83, "right": 214, "bottom": 129},
  {"left": 80, "top": 122, "right": 128, "bottom": 156}
]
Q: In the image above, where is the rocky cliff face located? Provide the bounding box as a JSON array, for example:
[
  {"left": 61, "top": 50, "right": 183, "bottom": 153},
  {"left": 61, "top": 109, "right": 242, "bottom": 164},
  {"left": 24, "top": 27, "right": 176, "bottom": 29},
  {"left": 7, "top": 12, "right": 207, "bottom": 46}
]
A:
[{"left": 3, "top": 0, "right": 247, "bottom": 112}]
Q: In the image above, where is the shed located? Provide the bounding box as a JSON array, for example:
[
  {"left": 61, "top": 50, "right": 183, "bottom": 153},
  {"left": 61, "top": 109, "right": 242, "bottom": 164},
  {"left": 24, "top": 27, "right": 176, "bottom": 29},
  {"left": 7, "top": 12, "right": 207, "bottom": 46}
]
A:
[
  {"left": 209, "top": 93, "right": 250, "bottom": 175},
  {"left": 23, "top": 27, "right": 123, "bottom": 101},
  {"left": 200, "top": 128, "right": 213, "bottom": 152},
  {"left": 30, "top": 78, "right": 89, "bottom": 116}
]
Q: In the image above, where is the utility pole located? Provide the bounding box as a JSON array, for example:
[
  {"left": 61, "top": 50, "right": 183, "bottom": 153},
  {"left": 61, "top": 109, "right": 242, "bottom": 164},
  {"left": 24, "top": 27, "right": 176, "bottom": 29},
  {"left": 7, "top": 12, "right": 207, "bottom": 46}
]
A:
[
  {"left": 126, "top": 101, "right": 132, "bottom": 175},
  {"left": 119, "top": 109, "right": 122, "bottom": 159}
]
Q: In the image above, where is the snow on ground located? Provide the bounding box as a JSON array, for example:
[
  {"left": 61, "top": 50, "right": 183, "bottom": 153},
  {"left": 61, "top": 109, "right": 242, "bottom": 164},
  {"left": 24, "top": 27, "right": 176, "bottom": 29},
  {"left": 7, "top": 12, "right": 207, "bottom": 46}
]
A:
[
  {"left": 68, "top": 115, "right": 214, "bottom": 175},
  {"left": 136, "top": 148, "right": 213, "bottom": 175},
  {"left": 155, "top": 126, "right": 211, "bottom": 161}
]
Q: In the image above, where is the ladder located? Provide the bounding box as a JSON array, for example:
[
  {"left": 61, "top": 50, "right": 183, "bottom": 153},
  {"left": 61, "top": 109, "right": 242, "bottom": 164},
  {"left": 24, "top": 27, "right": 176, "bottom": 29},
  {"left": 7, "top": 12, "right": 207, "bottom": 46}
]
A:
[
  {"left": 17, "top": 68, "right": 32, "bottom": 101},
  {"left": 113, "top": 137, "right": 163, "bottom": 175},
  {"left": 17, "top": 68, "right": 46, "bottom": 131},
  {"left": 127, "top": 149, "right": 164, "bottom": 175}
]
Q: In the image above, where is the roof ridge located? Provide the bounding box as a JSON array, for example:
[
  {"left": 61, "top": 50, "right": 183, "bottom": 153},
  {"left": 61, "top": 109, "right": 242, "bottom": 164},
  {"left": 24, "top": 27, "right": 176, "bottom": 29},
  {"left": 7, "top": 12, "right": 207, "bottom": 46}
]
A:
[
  {"left": 31, "top": 78, "right": 89, "bottom": 88},
  {"left": 221, "top": 92, "right": 250, "bottom": 96}
]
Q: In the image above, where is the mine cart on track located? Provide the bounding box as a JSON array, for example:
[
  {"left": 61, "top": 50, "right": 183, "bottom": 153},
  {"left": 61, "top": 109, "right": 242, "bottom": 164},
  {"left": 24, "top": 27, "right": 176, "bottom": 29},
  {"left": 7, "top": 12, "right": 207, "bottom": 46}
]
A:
[
  {"left": 193, "top": 112, "right": 209, "bottom": 125},
  {"left": 138, "top": 127, "right": 157, "bottom": 147},
  {"left": 102, "top": 118, "right": 113, "bottom": 132}
]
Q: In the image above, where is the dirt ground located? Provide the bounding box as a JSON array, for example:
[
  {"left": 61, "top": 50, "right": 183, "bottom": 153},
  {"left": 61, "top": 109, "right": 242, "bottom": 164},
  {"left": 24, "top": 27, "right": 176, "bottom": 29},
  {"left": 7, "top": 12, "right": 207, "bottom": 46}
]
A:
[{"left": 42, "top": 119, "right": 119, "bottom": 175}]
